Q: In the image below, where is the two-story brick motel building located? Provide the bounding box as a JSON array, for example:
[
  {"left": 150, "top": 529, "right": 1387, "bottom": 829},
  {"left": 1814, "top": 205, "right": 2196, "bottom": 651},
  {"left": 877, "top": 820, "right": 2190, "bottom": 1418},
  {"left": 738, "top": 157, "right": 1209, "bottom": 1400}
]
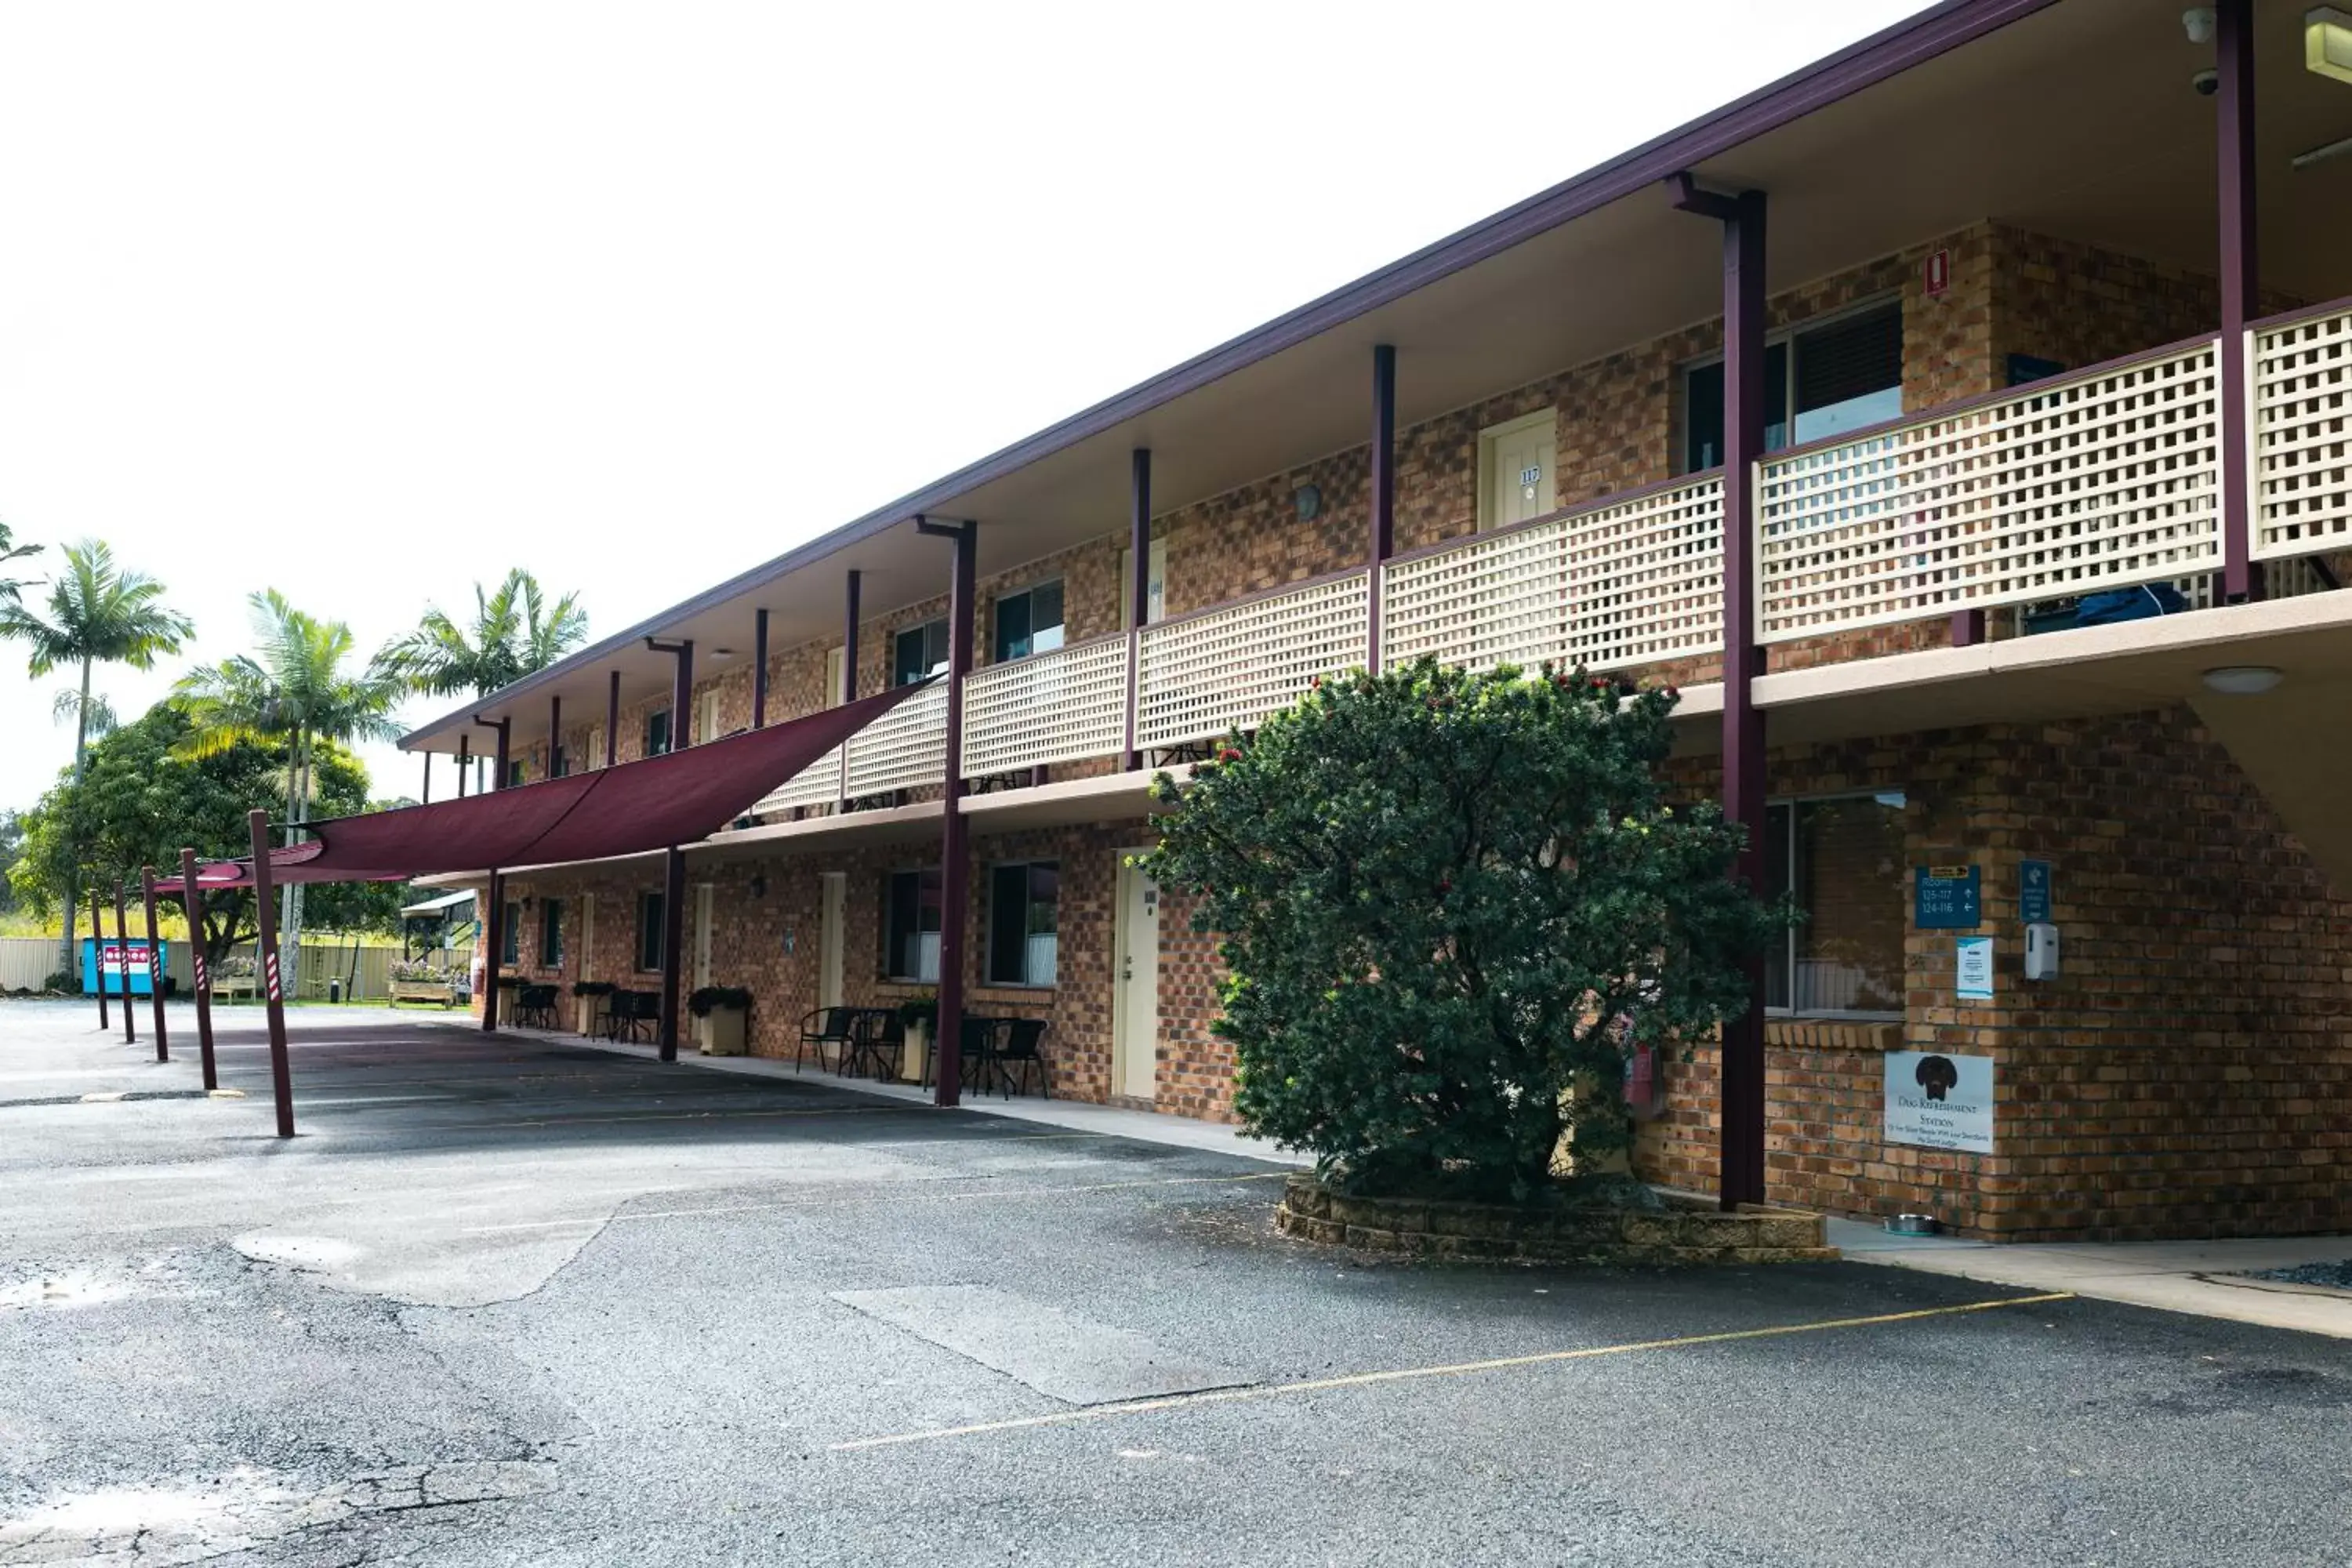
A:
[{"left": 405, "top": 0, "right": 2352, "bottom": 1243}]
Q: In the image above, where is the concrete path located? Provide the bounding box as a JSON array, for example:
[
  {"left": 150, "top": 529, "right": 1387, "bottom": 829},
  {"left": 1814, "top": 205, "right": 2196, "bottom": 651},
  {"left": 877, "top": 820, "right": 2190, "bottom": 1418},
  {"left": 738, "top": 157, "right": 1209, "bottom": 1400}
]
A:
[{"left": 1833, "top": 1218, "right": 2352, "bottom": 1340}]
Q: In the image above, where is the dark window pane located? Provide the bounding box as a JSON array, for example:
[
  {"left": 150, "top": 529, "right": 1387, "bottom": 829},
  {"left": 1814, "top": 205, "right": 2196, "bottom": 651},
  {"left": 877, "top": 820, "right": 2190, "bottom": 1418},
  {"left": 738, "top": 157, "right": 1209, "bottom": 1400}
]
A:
[
  {"left": 1790, "top": 797, "right": 1906, "bottom": 1013},
  {"left": 886, "top": 868, "right": 943, "bottom": 980},
  {"left": 507, "top": 761, "right": 526, "bottom": 788},
  {"left": 1684, "top": 343, "right": 1791, "bottom": 468},
  {"left": 1791, "top": 306, "right": 1902, "bottom": 444},
  {"left": 540, "top": 899, "right": 563, "bottom": 966},
  {"left": 1762, "top": 804, "right": 1791, "bottom": 1010},
  {"left": 1031, "top": 581, "right": 1064, "bottom": 653},
  {"left": 993, "top": 594, "right": 1032, "bottom": 663},
  {"left": 896, "top": 620, "right": 950, "bottom": 686},
  {"left": 637, "top": 892, "right": 665, "bottom": 971},
  {"left": 988, "top": 865, "right": 1025, "bottom": 983},
  {"left": 550, "top": 747, "right": 567, "bottom": 779},
  {"left": 645, "top": 710, "right": 671, "bottom": 757},
  {"left": 501, "top": 903, "right": 521, "bottom": 966}
]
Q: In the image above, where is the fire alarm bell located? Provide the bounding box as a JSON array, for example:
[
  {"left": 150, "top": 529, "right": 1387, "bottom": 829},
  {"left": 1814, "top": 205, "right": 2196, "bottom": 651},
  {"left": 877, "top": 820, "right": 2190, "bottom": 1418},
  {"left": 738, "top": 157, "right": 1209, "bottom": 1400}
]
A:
[{"left": 2024, "top": 922, "right": 2060, "bottom": 981}]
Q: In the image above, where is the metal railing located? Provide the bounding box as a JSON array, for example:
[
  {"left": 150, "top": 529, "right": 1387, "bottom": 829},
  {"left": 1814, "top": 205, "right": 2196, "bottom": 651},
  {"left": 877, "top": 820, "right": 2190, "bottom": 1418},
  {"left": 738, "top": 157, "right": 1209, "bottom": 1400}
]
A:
[{"left": 963, "top": 631, "right": 1133, "bottom": 777}]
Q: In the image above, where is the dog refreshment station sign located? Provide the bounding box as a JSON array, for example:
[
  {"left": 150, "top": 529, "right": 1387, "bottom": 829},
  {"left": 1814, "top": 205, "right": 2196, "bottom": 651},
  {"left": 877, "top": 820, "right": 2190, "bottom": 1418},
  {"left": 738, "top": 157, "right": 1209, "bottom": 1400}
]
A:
[
  {"left": 81, "top": 938, "right": 161, "bottom": 996},
  {"left": 1885, "top": 1051, "right": 1995, "bottom": 1153}
]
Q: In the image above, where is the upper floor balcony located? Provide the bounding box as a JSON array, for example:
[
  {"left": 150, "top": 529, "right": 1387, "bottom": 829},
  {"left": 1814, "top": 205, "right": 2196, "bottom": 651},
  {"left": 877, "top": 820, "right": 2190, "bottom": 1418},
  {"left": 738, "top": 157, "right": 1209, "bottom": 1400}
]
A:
[{"left": 742, "top": 296, "right": 2352, "bottom": 824}]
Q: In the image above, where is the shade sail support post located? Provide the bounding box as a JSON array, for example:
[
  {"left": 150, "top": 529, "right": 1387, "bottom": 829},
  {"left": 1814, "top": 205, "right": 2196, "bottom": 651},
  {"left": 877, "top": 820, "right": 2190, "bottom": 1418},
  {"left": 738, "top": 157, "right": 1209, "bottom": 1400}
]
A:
[
  {"left": 605, "top": 671, "right": 621, "bottom": 767},
  {"left": 916, "top": 516, "right": 977, "bottom": 1108},
  {"left": 457, "top": 733, "right": 470, "bottom": 799},
  {"left": 247, "top": 809, "right": 296, "bottom": 1138},
  {"left": 180, "top": 848, "right": 217, "bottom": 1091},
  {"left": 752, "top": 608, "right": 770, "bottom": 728},
  {"left": 114, "top": 881, "right": 135, "bottom": 1046},
  {"left": 90, "top": 886, "right": 109, "bottom": 1030},
  {"left": 141, "top": 867, "right": 168, "bottom": 1062},
  {"left": 481, "top": 871, "right": 504, "bottom": 1033}
]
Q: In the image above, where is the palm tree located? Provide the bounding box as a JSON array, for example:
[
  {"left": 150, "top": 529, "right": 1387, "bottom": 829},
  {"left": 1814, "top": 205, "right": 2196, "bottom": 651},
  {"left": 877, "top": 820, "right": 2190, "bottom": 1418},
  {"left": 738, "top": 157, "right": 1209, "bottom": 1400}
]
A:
[
  {"left": 176, "top": 590, "right": 405, "bottom": 969},
  {"left": 0, "top": 520, "right": 43, "bottom": 605},
  {"left": 0, "top": 540, "right": 191, "bottom": 974},
  {"left": 375, "top": 568, "right": 589, "bottom": 699}
]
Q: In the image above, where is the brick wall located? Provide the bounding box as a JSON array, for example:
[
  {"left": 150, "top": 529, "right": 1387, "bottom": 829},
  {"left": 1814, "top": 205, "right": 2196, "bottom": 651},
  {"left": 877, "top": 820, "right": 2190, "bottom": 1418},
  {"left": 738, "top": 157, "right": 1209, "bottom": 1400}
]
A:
[{"left": 1641, "top": 705, "right": 2352, "bottom": 1242}]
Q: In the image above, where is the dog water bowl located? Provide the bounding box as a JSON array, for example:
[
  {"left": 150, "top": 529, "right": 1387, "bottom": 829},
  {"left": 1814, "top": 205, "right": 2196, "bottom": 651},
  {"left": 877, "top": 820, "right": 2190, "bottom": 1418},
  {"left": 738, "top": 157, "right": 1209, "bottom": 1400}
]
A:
[{"left": 1886, "top": 1214, "right": 1942, "bottom": 1236}]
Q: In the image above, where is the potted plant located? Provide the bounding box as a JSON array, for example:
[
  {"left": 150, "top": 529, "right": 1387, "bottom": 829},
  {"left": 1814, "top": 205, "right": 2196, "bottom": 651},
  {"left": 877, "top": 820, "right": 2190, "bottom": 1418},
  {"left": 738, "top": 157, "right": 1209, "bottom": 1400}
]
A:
[
  {"left": 390, "top": 957, "right": 458, "bottom": 1008},
  {"left": 572, "top": 979, "right": 615, "bottom": 1037},
  {"left": 688, "top": 985, "right": 754, "bottom": 1056},
  {"left": 895, "top": 991, "right": 937, "bottom": 1083}
]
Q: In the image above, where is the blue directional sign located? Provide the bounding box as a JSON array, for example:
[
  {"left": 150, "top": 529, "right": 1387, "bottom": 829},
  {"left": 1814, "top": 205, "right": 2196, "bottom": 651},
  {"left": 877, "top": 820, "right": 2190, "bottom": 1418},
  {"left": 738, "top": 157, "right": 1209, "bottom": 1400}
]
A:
[
  {"left": 2020, "top": 859, "right": 2053, "bottom": 924},
  {"left": 1914, "top": 865, "right": 1981, "bottom": 930}
]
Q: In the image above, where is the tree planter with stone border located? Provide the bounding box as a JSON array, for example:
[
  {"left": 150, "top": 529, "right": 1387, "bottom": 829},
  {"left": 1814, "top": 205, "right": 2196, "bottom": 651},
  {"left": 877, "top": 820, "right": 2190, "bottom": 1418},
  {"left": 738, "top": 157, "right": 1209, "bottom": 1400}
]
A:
[{"left": 1276, "top": 1176, "right": 1833, "bottom": 1266}]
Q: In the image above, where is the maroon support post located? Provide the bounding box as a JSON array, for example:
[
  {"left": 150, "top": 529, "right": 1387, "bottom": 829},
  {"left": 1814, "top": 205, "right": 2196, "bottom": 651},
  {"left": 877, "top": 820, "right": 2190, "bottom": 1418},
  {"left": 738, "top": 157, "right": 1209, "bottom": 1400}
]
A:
[
  {"left": 2216, "top": 0, "right": 2260, "bottom": 603},
  {"left": 1674, "top": 174, "right": 1769, "bottom": 1210},
  {"left": 422, "top": 750, "right": 433, "bottom": 805},
  {"left": 247, "top": 809, "right": 296, "bottom": 1138},
  {"left": 141, "top": 867, "right": 168, "bottom": 1062},
  {"left": 646, "top": 639, "right": 695, "bottom": 749},
  {"left": 658, "top": 845, "right": 686, "bottom": 1062},
  {"left": 481, "top": 870, "right": 504, "bottom": 1033},
  {"left": 550, "top": 695, "right": 562, "bottom": 777},
  {"left": 457, "top": 732, "right": 470, "bottom": 798},
  {"left": 1367, "top": 344, "right": 1396, "bottom": 673},
  {"left": 114, "top": 881, "right": 136, "bottom": 1046},
  {"left": 475, "top": 716, "right": 511, "bottom": 789},
  {"left": 90, "top": 886, "right": 110, "bottom": 1029},
  {"left": 752, "top": 608, "right": 770, "bottom": 728},
  {"left": 842, "top": 572, "right": 861, "bottom": 703},
  {"left": 1126, "top": 448, "right": 1151, "bottom": 770},
  {"left": 179, "top": 848, "right": 217, "bottom": 1091},
  {"left": 916, "top": 517, "right": 977, "bottom": 1106}
]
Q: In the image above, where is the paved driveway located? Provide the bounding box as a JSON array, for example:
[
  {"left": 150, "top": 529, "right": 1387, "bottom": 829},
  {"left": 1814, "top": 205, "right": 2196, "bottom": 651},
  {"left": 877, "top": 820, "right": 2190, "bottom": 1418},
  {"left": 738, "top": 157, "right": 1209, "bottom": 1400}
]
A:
[{"left": 2, "top": 1001, "right": 2348, "bottom": 1566}]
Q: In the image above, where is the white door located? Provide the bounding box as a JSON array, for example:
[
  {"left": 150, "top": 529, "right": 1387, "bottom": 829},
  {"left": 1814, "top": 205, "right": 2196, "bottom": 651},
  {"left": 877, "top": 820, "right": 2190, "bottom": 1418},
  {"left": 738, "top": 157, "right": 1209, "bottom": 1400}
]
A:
[
  {"left": 586, "top": 725, "right": 606, "bottom": 770},
  {"left": 699, "top": 690, "right": 724, "bottom": 746},
  {"left": 1480, "top": 412, "right": 1557, "bottom": 530},
  {"left": 1110, "top": 850, "right": 1160, "bottom": 1101},
  {"left": 579, "top": 896, "right": 595, "bottom": 982},
  {"left": 1120, "top": 539, "right": 1167, "bottom": 627},
  {"left": 692, "top": 884, "right": 714, "bottom": 991},
  {"left": 825, "top": 645, "right": 846, "bottom": 708},
  {"left": 817, "top": 873, "right": 846, "bottom": 1011}
]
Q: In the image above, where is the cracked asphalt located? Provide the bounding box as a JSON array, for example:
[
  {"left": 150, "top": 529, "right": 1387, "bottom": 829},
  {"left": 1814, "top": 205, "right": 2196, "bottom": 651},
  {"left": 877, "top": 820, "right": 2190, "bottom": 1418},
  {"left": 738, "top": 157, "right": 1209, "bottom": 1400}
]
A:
[{"left": 4, "top": 1000, "right": 2350, "bottom": 1566}]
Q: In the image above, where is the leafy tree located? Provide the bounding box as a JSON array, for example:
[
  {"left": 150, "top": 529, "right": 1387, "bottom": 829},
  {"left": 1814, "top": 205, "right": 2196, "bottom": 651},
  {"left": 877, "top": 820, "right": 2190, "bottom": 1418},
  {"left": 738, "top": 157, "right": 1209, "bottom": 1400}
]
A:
[
  {"left": 174, "top": 590, "right": 404, "bottom": 964},
  {"left": 373, "top": 568, "right": 589, "bottom": 698},
  {"left": 0, "top": 540, "right": 192, "bottom": 971},
  {"left": 1142, "top": 659, "right": 1787, "bottom": 1203},
  {"left": 12, "top": 705, "right": 394, "bottom": 968}
]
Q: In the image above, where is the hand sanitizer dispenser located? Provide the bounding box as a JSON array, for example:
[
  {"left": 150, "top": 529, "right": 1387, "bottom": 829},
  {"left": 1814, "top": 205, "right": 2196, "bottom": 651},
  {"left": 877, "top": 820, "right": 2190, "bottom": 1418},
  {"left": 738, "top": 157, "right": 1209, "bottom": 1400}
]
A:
[{"left": 2024, "top": 922, "right": 2060, "bottom": 981}]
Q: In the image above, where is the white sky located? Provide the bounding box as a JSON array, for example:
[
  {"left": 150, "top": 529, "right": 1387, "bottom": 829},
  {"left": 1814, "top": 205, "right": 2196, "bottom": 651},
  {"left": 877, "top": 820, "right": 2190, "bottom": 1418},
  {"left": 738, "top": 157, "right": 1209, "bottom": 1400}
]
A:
[{"left": 0, "top": 0, "right": 1930, "bottom": 813}]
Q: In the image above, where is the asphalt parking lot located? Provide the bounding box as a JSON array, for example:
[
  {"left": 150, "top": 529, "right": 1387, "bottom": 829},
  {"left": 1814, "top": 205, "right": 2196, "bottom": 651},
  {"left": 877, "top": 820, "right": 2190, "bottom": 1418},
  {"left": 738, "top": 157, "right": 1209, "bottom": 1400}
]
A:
[{"left": 3, "top": 1000, "right": 2349, "bottom": 1566}]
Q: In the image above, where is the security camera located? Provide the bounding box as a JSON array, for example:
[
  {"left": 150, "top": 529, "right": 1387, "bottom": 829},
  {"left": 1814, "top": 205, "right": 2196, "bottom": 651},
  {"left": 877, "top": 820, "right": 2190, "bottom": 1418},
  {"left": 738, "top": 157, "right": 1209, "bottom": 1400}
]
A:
[
  {"left": 2193, "top": 67, "right": 2220, "bottom": 95},
  {"left": 2183, "top": 6, "right": 2216, "bottom": 45}
]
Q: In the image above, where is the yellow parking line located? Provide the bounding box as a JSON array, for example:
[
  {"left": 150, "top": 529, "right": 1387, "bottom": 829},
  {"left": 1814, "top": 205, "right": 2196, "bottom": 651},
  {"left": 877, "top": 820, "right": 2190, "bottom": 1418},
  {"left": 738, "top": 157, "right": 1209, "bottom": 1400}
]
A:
[
  {"left": 829, "top": 1291, "right": 2078, "bottom": 1451},
  {"left": 460, "top": 1170, "right": 1288, "bottom": 1234}
]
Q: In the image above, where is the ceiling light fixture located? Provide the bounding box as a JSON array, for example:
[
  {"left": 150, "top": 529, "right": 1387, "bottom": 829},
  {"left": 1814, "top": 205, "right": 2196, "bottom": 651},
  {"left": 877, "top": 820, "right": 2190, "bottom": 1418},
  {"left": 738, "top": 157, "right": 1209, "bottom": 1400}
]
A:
[
  {"left": 2311, "top": 5, "right": 2352, "bottom": 84},
  {"left": 2201, "top": 665, "right": 2284, "bottom": 695}
]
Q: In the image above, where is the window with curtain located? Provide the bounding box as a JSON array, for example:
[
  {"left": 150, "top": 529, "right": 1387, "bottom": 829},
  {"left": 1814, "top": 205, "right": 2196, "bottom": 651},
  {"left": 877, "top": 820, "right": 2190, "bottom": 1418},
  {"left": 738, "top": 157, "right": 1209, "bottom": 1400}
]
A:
[
  {"left": 992, "top": 580, "right": 1065, "bottom": 662},
  {"left": 1683, "top": 301, "right": 1903, "bottom": 471},
  {"left": 986, "top": 862, "right": 1058, "bottom": 986},
  {"left": 894, "top": 620, "right": 950, "bottom": 686},
  {"left": 644, "top": 709, "right": 672, "bottom": 758},
  {"left": 884, "top": 867, "right": 942, "bottom": 982},
  {"left": 1762, "top": 793, "right": 1907, "bottom": 1016}
]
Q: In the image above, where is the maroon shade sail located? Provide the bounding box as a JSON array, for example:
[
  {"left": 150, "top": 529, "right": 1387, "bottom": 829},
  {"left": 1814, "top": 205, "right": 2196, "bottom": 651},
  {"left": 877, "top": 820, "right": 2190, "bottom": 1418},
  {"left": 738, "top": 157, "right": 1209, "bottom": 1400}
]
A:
[{"left": 194, "top": 681, "right": 927, "bottom": 887}]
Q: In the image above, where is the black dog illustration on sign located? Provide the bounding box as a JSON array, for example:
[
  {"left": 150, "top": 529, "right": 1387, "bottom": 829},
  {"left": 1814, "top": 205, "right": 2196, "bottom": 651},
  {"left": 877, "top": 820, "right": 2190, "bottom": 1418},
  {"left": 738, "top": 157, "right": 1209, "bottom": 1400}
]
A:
[{"left": 1915, "top": 1054, "right": 1961, "bottom": 1102}]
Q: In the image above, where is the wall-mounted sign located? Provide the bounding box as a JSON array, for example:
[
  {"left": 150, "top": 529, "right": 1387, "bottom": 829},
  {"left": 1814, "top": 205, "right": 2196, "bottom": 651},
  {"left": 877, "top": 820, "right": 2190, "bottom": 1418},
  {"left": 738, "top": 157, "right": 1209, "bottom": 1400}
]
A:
[
  {"left": 80, "top": 938, "right": 160, "bottom": 996},
  {"left": 1955, "top": 935, "right": 1994, "bottom": 1000},
  {"left": 1886, "top": 1051, "right": 1994, "bottom": 1152},
  {"left": 1924, "top": 247, "right": 1951, "bottom": 298},
  {"left": 1913, "top": 864, "right": 1980, "bottom": 928},
  {"left": 2020, "top": 858, "right": 2053, "bottom": 924}
]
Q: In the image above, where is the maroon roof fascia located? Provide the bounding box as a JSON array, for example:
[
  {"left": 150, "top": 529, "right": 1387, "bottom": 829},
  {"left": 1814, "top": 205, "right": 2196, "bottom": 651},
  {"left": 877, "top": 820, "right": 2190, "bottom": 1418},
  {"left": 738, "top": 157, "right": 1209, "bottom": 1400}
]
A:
[{"left": 401, "top": 0, "right": 2059, "bottom": 749}]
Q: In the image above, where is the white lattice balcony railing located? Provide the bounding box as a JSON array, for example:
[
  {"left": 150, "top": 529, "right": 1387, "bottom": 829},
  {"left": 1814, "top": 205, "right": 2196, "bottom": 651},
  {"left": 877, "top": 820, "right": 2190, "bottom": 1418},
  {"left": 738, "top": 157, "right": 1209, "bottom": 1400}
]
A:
[
  {"left": 1756, "top": 337, "right": 2223, "bottom": 642},
  {"left": 750, "top": 743, "right": 844, "bottom": 816},
  {"left": 2252, "top": 299, "right": 2352, "bottom": 564},
  {"left": 962, "top": 632, "right": 1133, "bottom": 778},
  {"left": 1135, "top": 570, "right": 1370, "bottom": 750},
  {"left": 1380, "top": 474, "right": 1724, "bottom": 674},
  {"left": 844, "top": 679, "right": 947, "bottom": 797}
]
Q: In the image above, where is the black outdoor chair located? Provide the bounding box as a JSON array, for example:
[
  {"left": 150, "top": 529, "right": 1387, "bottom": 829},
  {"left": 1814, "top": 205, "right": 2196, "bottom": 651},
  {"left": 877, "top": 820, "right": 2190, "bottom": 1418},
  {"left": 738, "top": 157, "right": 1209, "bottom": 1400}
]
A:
[
  {"left": 797, "top": 1007, "right": 855, "bottom": 1073},
  {"left": 604, "top": 989, "right": 659, "bottom": 1043},
  {"left": 516, "top": 983, "right": 561, "bottom": 1029},
  {"left": 843, "top": 1008, "right": 905, "bottom": 1080},
  {"left": 989, "top": 1018, "right": 1050, "bottom": 1099},
  {"left": 930, "top": 1016, "right": 1008, "bottom": 1093}
]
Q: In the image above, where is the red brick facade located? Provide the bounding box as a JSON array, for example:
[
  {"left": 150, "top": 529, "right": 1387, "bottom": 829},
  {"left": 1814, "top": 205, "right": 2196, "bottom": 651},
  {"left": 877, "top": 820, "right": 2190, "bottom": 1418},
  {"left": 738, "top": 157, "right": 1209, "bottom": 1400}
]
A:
[{"left": 471, "top": 220, "right": 2346, "bottom": 1244}]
